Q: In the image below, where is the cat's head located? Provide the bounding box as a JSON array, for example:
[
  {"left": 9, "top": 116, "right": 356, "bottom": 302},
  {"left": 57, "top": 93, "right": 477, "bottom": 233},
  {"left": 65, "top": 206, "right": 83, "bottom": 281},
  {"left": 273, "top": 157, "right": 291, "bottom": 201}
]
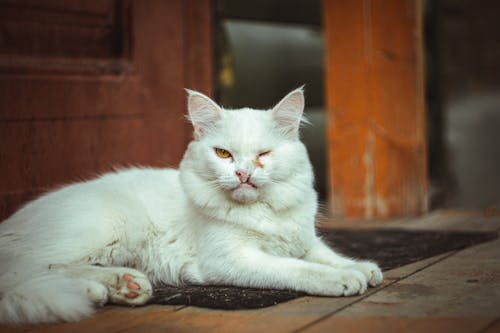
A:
[{"left": 179, "top": 88, "right": 315, "bottom": 213}]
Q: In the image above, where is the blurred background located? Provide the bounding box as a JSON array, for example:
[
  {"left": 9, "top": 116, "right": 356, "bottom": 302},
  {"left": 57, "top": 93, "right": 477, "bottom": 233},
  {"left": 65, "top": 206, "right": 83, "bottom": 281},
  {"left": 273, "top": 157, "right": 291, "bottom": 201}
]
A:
[
  {"left": 214, "top": 0, "right": 500, "bottom": 211},
  {"left": 0, "top": 0, "right": 499, "bottom": 221}
]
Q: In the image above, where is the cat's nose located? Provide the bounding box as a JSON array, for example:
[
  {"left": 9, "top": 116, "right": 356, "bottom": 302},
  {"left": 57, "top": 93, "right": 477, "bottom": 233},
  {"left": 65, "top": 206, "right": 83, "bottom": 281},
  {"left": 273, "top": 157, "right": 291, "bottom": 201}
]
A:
[{"left": 235, "top": 170, "right": 251, "bottom": 182}]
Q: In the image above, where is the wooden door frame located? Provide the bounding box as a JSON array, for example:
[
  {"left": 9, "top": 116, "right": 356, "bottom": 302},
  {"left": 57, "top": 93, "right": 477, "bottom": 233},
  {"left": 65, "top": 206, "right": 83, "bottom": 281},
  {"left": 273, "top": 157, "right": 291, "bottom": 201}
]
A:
[{"left": 323, "top": 0, "right": 427, "bottom": 219}]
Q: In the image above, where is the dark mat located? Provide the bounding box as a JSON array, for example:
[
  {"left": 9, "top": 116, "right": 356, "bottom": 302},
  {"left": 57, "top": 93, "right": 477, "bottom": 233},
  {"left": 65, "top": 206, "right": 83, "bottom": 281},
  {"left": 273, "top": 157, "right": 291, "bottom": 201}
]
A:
[
  {"left": 318, "top": 228, "right": 498, "bottom": 271},
  {"left": 150, "top": 228, "right": 498, "bottom": 309}
]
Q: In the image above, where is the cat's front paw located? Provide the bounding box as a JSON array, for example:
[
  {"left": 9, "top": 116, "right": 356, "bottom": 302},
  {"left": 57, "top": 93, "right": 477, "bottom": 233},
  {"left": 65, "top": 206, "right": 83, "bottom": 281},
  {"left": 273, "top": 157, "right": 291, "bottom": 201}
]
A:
[
  {"left": 322, "top": 269, "right": 368, "bottom": 296},
  {"left": 349, "top": 261, "right": 383, "bottom": 287}
]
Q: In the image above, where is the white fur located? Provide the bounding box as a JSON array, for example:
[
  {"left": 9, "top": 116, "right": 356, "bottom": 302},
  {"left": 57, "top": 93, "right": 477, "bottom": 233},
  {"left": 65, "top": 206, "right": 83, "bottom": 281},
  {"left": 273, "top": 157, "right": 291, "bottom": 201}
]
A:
[{"left": 0, "top": 88, "right": 382, "bottom": 324}]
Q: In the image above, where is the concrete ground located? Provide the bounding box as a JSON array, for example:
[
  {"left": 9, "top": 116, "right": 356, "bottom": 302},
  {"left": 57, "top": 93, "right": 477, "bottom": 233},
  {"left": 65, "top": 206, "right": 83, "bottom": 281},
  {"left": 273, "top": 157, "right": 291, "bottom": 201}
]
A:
[{"left": 2, "top": 210, "right": 499, "bottom": 333}]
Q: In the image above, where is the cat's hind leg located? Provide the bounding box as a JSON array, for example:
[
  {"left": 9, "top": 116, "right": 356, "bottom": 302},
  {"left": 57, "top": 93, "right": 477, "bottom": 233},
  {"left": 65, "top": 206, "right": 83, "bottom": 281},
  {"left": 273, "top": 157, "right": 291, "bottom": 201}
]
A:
[{"left": 51, "top": 265, "right": 153, "bottom": 306}]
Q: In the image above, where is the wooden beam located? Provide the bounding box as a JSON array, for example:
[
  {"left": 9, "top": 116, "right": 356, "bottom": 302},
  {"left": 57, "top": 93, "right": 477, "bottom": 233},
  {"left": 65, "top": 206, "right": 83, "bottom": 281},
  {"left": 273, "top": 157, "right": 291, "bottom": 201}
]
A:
[{"left": 323, "top": 0, "right": 427, "bottom": 218}]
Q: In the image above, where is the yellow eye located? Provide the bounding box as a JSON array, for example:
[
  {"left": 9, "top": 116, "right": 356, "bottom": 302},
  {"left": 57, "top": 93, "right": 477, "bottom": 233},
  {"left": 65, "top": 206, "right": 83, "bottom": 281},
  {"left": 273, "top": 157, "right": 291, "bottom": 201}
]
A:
[{"left": 215, "top": 148, "right": 232, "bottom": 159}]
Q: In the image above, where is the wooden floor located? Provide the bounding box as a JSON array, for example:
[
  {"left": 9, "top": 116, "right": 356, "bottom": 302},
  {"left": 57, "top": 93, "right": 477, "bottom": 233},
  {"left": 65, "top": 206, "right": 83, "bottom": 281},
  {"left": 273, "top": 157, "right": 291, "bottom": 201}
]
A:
[{"left": 2, "top": 210, "right": 500, "bottom": 333}]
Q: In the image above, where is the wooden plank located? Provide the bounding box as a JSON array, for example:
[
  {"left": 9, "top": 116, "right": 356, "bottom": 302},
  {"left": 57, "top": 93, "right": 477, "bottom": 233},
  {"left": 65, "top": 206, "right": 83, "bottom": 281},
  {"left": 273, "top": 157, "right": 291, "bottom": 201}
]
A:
[
  {"left": 0, "top": 305, "right": 183, "bottom": 333},
  {"left": 118, "top": 299, "right": 353, "bottom": 333},
  {"left": 323, "top": 0, "right": 427, "bottom": 218},
  {"left": 302, "top": 237, "right": 500, "bottom": 332},
  {"left": 5, "top": 287, "right": 383, "bottom": 333},
  {"left": 482, "top": 318, "right": 500, "bottom": 333},
  {"left": 303, "top": 317, "right": 492, "bottom": 333},
  {"left": 110, "top": 286, "right": 390, "bottom": 333},
  {"left": 389, "top": 209, "right": 500, "bottom": 231},
  {"left": 383, "top": 252, "right": 453, "bottom": 280}
]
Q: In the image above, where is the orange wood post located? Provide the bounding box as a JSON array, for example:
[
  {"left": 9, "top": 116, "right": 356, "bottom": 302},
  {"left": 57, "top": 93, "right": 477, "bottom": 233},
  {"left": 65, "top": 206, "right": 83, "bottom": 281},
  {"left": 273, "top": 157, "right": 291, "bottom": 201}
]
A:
[{"left": 323, "top": 0, "right": 427, "bottom": 218}]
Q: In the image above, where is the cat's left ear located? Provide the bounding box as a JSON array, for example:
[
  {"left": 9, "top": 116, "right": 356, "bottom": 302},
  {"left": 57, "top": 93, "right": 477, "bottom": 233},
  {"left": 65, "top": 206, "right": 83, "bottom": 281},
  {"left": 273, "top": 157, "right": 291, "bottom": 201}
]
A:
[
  {"left": 271, "top": 86, "right": 305, "bottom": 139},
  {"left": 185, "top": 89, "right": 222, "bottom": 139}
]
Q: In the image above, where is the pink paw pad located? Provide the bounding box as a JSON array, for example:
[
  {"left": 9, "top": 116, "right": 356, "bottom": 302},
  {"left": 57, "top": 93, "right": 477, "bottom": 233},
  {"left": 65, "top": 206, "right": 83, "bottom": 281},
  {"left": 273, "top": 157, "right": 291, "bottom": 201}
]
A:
[
  {"left": 109, "top": 271, "right": 152, "bottom": 305},
  {"left": 122, "top": 274, "right": 141, "bottom": 298}
]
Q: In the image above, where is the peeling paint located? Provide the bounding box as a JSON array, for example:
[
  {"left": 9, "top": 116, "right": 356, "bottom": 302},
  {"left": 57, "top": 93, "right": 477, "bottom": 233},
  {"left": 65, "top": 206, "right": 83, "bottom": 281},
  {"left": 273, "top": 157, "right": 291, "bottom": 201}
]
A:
[
  {"left": 375, "top": 195, "right": 388, "bottom": 216},
  {"left": 363, "top": 131, "right": 375, "bottom": 218}
]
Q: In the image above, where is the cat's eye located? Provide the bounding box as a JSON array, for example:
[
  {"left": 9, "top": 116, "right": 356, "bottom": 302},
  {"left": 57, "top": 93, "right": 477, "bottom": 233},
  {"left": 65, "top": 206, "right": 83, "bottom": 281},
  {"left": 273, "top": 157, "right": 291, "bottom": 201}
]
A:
[{"left": 215, "top": 148, "right": 232, "bottom": 159}]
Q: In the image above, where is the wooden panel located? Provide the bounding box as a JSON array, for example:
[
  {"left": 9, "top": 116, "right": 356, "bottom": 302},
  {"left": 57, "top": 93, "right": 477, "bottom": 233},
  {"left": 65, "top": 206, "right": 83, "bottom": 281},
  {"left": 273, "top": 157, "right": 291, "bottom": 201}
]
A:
[
  {"left": 0, "top": 118, "right": 186, "bottom": 192},
  {"left": 0, "top": 0, "right": 131, "bottom": 75},
  {"left": 183, "top": 0, "right": 213, "bottom": 94},
  {"left": 0, "top": 117, "right": 189, "bottom": 218},
  {"left": 0, "top": 1, "right": 120, "bottom": 58},
  {"left": 0, "top": 0, "right": 213, "bottom": 221},
  {"left": 182, "top": 0, "right": 214, "bottom": 143},
  {"left": 323, "top": 0, "right": 427, "bottom": 218},
  {"left": 0, "top": 79, "right": 145, "bottom": 120}
]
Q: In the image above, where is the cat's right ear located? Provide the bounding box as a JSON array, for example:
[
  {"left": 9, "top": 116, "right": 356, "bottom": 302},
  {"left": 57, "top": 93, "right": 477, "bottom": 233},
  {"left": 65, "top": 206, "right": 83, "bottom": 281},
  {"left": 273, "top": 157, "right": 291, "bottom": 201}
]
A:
[{"left": 185, "top": 89, "right": 222, "bottom": 139}]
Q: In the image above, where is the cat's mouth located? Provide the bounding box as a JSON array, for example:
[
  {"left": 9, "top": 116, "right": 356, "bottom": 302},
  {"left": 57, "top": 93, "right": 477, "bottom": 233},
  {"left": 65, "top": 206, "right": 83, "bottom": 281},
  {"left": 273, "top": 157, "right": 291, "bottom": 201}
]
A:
[
  {"left": 230, "top": 180, "right": 259, "bottom": 203},
  {"left": 237, "top": 181, "right": 257, "bottom": 189}
]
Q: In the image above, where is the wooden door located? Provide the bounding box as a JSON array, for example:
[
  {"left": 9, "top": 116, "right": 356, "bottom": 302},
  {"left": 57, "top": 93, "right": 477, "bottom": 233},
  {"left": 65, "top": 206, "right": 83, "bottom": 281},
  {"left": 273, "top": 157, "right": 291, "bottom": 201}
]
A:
[{"left": 0, "top": 0, "right": 213, "bottom": 220}]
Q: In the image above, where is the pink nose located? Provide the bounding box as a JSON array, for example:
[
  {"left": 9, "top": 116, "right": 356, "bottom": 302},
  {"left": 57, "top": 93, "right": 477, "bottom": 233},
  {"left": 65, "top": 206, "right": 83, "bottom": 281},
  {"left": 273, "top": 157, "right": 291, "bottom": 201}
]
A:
[{"left": 235, "top": 170, "right": 250, "bottom": 182}]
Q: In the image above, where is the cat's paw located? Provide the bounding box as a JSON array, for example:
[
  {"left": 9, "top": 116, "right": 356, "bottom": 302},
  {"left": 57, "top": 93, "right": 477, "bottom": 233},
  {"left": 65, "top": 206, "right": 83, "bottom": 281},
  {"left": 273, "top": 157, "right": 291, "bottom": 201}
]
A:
[
  {"left": 108, "top": 272, "right": 153, "bottom": 306},
  {"left": 84, "top": 280, "right": 109, "bottom": 306},
  {"left": 321, "top": 269, "right": 367, "bottom": 296},
  {"left": 349, "top": 261, "right": 383, "bottom": 287}
]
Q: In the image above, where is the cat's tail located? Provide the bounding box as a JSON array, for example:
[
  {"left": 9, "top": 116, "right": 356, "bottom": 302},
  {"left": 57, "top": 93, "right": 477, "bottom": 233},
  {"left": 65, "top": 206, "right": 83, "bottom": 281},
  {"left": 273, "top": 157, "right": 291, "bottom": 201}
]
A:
[{"left": 0, "top": 267, "right": 95, "bottom": 325}]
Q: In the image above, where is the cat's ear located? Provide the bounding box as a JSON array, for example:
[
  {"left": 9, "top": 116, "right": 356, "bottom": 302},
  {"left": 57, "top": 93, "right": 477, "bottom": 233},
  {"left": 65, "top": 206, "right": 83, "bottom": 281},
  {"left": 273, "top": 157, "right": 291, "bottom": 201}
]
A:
[
  {"left": 185, "top": 89, "right": 222, "bottom": 139},
  {"left": 271, "top": 86, "right": 306, "bottom": 139}
]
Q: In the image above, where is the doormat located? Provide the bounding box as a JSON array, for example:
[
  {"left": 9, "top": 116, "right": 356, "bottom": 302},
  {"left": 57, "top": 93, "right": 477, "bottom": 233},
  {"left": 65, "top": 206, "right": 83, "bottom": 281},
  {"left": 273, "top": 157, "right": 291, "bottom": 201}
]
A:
[{"left": 150, "top": 228, "right": 498, "bottom": 309}]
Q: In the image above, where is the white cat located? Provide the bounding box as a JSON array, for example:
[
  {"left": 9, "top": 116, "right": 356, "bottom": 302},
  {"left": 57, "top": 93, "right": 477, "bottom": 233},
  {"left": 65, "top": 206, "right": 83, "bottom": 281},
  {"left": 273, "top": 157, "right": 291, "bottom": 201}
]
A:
[{"left": 0, "top": 88, "right": 382, "bottom": 324}]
